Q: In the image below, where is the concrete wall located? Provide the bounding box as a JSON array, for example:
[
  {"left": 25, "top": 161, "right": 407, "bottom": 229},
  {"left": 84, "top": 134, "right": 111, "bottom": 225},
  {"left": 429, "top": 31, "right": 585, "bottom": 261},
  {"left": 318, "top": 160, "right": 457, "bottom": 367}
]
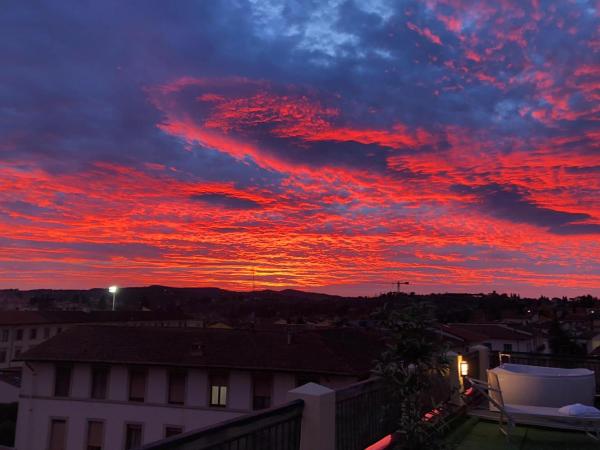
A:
[{"left": 15, "top": 362, "right": 358, "bottom": 450}]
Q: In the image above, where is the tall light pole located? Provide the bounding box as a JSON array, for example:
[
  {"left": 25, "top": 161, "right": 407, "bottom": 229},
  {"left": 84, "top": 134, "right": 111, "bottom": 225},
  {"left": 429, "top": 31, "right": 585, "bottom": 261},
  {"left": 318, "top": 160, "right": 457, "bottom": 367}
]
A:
[{"left": 108, "top": 286, "right": 118, "bottom": 311}]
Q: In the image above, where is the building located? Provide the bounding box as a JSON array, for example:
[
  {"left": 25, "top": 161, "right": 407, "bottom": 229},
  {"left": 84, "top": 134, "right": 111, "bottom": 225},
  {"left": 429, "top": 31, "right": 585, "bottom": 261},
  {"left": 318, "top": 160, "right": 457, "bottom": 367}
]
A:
[
  {"left": 0, "top": 370, "right": 20, "bottom": 403},
  {"left": 15, "top": 325, "right": 381, "bottom": 450},
  {"left": 441, "top": 323, "right": 535, "bottom": 353},
  {"left": 0, "top": 311, "right": 193, "bottom": 369}
]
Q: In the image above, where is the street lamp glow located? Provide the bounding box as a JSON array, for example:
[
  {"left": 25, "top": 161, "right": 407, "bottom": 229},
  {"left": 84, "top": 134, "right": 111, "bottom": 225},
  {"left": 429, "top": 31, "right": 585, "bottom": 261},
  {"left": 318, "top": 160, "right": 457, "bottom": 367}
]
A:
[{"left": 108, "top": 286, "right": 118, "bottom": 310}]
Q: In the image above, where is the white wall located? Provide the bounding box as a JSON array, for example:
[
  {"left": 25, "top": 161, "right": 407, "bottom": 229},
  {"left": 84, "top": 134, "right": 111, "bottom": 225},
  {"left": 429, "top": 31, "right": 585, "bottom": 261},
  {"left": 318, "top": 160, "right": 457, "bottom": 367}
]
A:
[
  {"left": 15, "top": 362, "right": 359, "bottom": 450},
  {"left": 0, "top": 380, "right": 18, "bottom": 403},
  {"left": 481, "top": 339, "right": 533, "bottom": 352}
]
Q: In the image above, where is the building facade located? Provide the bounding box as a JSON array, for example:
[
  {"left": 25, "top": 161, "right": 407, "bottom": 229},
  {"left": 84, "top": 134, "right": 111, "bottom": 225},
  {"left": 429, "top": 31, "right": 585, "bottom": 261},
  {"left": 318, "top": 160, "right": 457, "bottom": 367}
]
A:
[{"left": 15, "top": 325, "right": 380, "bottom": 450}]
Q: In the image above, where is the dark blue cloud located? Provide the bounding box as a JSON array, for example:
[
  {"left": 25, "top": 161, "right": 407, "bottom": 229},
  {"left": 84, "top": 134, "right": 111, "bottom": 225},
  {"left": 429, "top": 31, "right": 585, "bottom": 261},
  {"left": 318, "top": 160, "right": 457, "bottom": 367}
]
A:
[
  {"left": 190, "top": 193, "right": 262, "bottom": 210},
  {"left": 453, "top": 183, "right": 599, "bottom": 235}
]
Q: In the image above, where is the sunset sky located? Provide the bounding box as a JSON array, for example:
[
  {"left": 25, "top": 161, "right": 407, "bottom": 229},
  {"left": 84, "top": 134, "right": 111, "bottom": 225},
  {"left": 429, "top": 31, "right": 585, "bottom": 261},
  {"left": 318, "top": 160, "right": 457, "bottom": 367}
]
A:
[{"left": 1, "top": 0, "right": 599, "bottom": 296}]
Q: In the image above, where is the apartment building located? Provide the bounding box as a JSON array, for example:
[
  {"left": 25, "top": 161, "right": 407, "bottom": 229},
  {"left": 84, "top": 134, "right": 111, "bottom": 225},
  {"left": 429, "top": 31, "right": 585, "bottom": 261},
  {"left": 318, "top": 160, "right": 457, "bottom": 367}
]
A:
[
  {"left": 15, "top": 325, "right": 381, "bottom": 450},
  {"left": 441, "top": 323, "right": 535, "bottom": 353},
  {"left": 0, "top": 311, "right": 193, "bottom": 369}
]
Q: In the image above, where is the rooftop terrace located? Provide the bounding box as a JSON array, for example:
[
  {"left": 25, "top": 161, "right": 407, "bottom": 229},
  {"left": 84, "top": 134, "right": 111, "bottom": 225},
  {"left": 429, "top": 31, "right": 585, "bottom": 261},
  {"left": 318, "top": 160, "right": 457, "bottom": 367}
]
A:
[{"left": 448, "top": 417, "right": 599, "bottom": 450}]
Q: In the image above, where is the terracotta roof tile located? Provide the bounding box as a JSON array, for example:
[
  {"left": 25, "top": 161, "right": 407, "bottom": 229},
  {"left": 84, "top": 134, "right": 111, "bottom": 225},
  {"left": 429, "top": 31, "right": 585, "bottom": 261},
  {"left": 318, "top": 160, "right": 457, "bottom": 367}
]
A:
[
  {"left": 19, "top": 325, "right": 383, "bottom": 377},
  {"left": 444, "top": 323, "right": 532, "bottom": 341}
]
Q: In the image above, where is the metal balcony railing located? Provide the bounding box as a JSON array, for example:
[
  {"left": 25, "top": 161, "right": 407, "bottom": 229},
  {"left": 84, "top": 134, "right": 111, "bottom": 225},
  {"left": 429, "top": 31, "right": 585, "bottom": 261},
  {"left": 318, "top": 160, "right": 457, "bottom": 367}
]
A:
[
  {"left": 335, "top": 378, "right": 395, "bottom": 450},
  {"left": 136, "top": 399, "right": 304, "bottom": 450}
]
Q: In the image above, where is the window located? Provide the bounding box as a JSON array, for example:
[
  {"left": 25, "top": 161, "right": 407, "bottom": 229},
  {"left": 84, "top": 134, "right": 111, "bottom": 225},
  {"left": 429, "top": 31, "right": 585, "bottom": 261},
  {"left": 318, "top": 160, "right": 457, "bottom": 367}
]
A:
[
  {"left": 165, "top": 426, "right": 183, "bottom": 438},
  {"left": 503, "top": 343, "right": 513, "bottom": 352},
  {"left": 252, "top": 373, "right": 272, "bottom": 410},
  {"left": 44, "top": 327, "right": 51, "bottom": 339},
  {"left": 86, "top": 421, "right": 104, "bottom": 450},
  {"left": 30, "top": 328, "right": 37, "bottom": 340},
  {"left": 209, "top": 371, "right": 228, "bottom": 407},
  {"left": 48, "top": 419, "right": 67, "bottom": 450},
  {"left": 13, "top": 347, "right": 21, "bottom": 358},
  {"left": 168, "top": 370, "right": 186, "bottom": 405},
  {"left": 1, "top": 330, "right": 8, "bottom": 342},
  {"left": 15, "top": 329, "right": 23, "bottom": 341},
  {"left": 54, "top": 365, "right": 72, "bottom": 397},
  {"left": 91, "top": 367, "right": 109, "bottom": 400},
  {"left": 124, "top": 424, "right": 142, "bottom": 450},
  {"left": 0, "top": 350, "right": 6, "bottom": 362},
  {"left": 57, "top": 327, "right": 63, "bottom": 334},
  {"left": 483, "top": 342, "right": 492, "bottom": 350},
  {"left": 128, "top": 368, "right": 146, "bottom": 402}
]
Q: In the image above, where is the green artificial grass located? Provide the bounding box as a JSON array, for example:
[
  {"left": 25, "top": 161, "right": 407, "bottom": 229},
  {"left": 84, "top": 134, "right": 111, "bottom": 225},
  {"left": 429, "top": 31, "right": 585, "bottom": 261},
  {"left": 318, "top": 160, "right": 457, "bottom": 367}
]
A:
[{"left": 452, "top": 420, "right": 600, "bottom": 450}]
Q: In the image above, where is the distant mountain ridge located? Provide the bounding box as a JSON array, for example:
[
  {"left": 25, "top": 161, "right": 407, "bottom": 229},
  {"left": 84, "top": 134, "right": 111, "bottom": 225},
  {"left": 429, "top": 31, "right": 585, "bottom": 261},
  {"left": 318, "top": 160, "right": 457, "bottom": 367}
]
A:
[{"left": 0, "top": 285, "right": 348, "bottom": 312}]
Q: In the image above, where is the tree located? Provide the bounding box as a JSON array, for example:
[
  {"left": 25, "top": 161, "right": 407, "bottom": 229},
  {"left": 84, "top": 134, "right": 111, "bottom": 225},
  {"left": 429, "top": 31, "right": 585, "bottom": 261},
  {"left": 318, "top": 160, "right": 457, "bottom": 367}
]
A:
[
  {"left": 373, "top": 302, "right": 450, "bottom": 449},
  {"left": 548, "top": 319, "right": 584, "bottom": 355},
  {"left": 97, "top": 294, "right": 108, "bottom": 311}
]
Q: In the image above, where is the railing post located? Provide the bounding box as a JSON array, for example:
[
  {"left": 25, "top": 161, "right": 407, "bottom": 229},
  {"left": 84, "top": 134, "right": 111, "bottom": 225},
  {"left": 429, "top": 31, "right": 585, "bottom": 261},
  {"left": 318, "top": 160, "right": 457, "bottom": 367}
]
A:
[
  {"left": 470, "top": 344, "right": 490, "bottom": 381},
  {"left": 287, "top": 382, "right": 335, "bottom": 450},
  {"left": 447, "top": 351, "right": 463, "bottom": 405}
]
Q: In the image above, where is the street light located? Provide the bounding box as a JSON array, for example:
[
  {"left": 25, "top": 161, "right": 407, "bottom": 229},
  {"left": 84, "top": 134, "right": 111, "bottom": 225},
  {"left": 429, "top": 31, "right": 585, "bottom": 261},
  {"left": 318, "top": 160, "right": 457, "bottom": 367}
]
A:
[{"left": 108, "top": 286, "right": 118, "bottom": 311}]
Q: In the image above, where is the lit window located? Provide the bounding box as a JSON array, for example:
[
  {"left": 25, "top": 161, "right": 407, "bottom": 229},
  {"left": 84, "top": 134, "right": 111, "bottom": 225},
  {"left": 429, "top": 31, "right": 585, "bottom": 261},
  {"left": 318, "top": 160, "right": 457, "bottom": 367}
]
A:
[
  {"left": 168, "top": 370, "right": 186, "bottom": 405},
  {"left": 86, "top": 421, "right": 104, "bottom": 450},
  {"left": 252, "top": 373, "right": 272, "bottom": 410},
  {"left": 209, "top": 371, "right": 228, "bottom": 407},
  {"left": 124, "top": 424, "right": 142, "bottom": 450},
  {"left": 54, "top": 365, "right": 72, "bottom": 397},
  {"left": 91, "top": 367, "right": 109, "bottom": 399},
  {"left": 128, "top": 369, "right": 146, "bottom": 402},
  {"left": 48, "top": 419, "right": 67, "bottom": 450}
]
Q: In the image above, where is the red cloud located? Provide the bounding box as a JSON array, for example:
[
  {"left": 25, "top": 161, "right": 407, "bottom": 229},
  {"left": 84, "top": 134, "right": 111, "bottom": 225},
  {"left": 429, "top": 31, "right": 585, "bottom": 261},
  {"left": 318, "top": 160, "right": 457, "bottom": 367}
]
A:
[{"left": 406, "top": 22, "right": 443, "bottom": 45}]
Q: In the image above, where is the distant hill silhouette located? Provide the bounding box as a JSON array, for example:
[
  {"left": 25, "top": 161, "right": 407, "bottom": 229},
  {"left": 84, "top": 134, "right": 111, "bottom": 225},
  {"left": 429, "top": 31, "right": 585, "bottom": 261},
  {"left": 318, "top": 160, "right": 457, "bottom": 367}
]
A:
[{"left": 0, "top": 286, "right": 597, "bottom": 324}]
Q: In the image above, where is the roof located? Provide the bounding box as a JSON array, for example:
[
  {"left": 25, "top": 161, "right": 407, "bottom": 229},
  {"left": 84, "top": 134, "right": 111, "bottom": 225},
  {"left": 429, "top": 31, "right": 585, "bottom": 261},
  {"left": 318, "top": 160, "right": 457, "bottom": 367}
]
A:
[
  {"left": 19, "top": 325, "right": 384, "bottom": 377},
  {"left": 0, "top": 310, "right": 190, "bottom": 326},
  {"left": 444, "top": 323, "right": 532, "bottom": 342}
]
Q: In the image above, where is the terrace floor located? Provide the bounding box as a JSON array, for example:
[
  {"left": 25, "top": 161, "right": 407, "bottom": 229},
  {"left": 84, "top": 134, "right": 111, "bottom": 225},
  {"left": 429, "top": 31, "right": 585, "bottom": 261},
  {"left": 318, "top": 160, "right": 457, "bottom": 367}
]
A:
[{"left": 448, "top": 418, "right": 599, "bottom": 450}]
